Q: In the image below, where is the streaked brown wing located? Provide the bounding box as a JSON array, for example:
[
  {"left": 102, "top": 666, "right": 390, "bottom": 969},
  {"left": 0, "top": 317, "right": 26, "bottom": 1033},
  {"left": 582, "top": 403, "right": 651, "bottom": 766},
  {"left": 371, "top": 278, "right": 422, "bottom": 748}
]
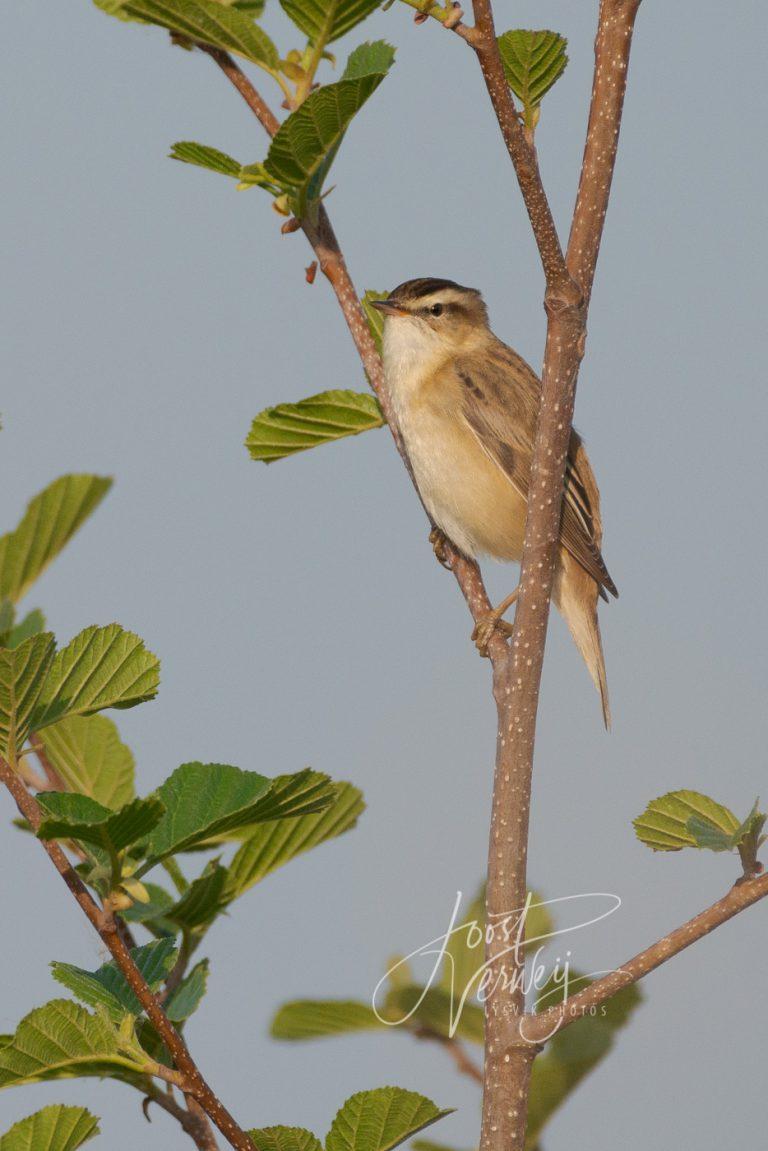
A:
[{"left": 456, "top": 344, "right": 618, "bottom": 598}]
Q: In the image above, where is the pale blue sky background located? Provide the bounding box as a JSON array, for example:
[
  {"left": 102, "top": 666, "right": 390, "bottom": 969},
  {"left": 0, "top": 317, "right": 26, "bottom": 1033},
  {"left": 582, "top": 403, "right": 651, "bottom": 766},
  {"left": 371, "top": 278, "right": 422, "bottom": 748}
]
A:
[{"left": 2, "top": 1, "right": 767, "bottom": 1148}]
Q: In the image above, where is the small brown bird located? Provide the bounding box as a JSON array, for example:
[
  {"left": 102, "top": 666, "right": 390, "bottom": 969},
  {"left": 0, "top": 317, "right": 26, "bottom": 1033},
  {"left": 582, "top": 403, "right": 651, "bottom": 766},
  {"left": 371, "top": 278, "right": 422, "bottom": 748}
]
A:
[{"left": 372, "top": 278, "right": 617, "bottom": 728}]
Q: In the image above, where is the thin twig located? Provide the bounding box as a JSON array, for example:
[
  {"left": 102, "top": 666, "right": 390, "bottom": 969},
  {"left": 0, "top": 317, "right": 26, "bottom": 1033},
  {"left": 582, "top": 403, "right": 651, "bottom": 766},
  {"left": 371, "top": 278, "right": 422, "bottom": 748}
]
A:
[
  {"left": 0, "top": 758, "right": 254, "bottom": 1151},
  {"left": 414, "top": 1027, "right": 484, "bottom": 1084},
  {"left": 144, "top": 1085, "right": 221, "bottom": 1151}
]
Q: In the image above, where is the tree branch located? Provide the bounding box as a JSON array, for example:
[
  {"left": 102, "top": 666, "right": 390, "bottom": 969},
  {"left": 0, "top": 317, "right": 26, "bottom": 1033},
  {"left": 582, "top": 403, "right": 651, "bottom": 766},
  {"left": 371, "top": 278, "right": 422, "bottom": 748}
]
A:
[
  {"left": 524, "top": 870, "right": 768, "bottom": 1043},
  {"left": 432, "top": 4, "right": 642, "bottom": 1149},
  {"left": 199, "top": 45, "right": 505, "bottom": 651},
  {"left": 413, "top": 1027, "right": 484, "bottom": 1085},
  {"left": 0, "top": 757, "right": 254, "bottom": 1151},
  {"left": 144, "top": 1085, "right": 221, "bottom": 1151}
]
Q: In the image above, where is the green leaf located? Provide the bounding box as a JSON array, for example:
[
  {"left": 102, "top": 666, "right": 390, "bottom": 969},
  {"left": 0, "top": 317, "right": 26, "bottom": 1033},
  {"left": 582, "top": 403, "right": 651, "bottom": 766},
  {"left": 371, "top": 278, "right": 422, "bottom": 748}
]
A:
[
  {"left": 496, "top": 30, "right": 568, "bottom": 127},
  {"left": 735, "top": 801, "right": 767, "bottom": 874},
  {"left": 326, "top": 1089, "right": 452, "bottom": 1151},
  {"left": 4, "top": 609, "right": 47, "bottom": 649},
  {"left": 0, "top": 476, "right": 112, "bottom": 605},
  {"left": 279, "top": 0, "right": 382, "bottom": 45},
  {"left": 141, "top": 761, "right": 273, "bottom": 865},
  {"left": 166, "top": 859, "right": 229, "bottom": 929},
  {"left": 526, "top": 980, "right": 640, "bottom": 1148},
  {"left": 0, "top": 1000, "right": 147, "bottom": 1089},
  {"left": 246, "top": 390, "right": 384, "bottom": 463},
  {"left": 633, "top": 790, "right": 740, "bottom": 852},
  {"left": 0, "top": 633, "right": 56, "bottom": 758},
  {"left": 170, "top": 141, "right": 242, "bottom": 178},
  {"left": 32, "top": 624, "right": 161, "bottom": 730},
  {"left": 93, "top": 0, "right": 144, "bottom": 21},
  {"left": 271, "top": 999, "right": 387, "bottom": 1040},
  {"left": 225, "top": 780, "right": 364, "bottom": 898},
  {"left": 122, "top": 0, "right": 279, "bottom": 68},
  {"left": 37, "top": 792, "right": 165, "bottom": 854},
  {"left": 0, "top": 1105, "right": 100, "bottom": 1151},
  {"left": 35, "top": 715, "right": 136, "bottom": 808},
  {"left": 51, "top": 940, "right": 177, "bottom": 1023},
  {"left": 264, "top": 69, "right": 391, "bottom": 216},
  {"left": 342, "top": 41, "right": 396, "bottom": 80},
  {"left": 246, "top": 1130, "right": 323, "bottom": 1151},
  {"left": 360, "top": 291, "right": 386, "bottom": 355},
  {"left": 226, "top": 0, "right": 266, "bottom": 11},
  {"left": 165, "top": 959, "right": 210, "bottom": 1022},
  {"left": 385, "top": 985, "right": 484, "bottom": 1044}
]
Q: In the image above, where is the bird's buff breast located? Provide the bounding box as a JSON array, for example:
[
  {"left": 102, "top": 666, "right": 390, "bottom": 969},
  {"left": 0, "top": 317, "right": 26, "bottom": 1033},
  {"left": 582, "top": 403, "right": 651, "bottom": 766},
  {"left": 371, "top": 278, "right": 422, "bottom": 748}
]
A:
[{"left": 383, "top": 335, "right": 526, "bottom": 561}]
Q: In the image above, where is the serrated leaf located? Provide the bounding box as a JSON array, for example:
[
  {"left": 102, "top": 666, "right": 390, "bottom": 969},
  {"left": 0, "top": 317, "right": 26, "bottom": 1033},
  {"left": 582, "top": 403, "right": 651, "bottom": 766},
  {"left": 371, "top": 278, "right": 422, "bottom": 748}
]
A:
[
  {"left": 633, "top": 790, "right": 740, "bottom": 852},
  {"left": 37, "top": 792, "right": 165, "bottom": 854},
  {"left": 166, "top": 860, "right": 228, "bottom": 929},
  {"left": 31, "top": 625, "right": 160, "bottom": 730},
  {"left": 170, "top": 141, "right": 242, "bottom": 178},
  {"left": 247, "top": 1129, "right": 323, "bottom": 1151},
  {"left": 0, "top": 1000, "right": 147, "bottom": 1089},
  {"left": 165, "top": 959, "right": 210, "bottom": 1022},
  {"left": 225, "top": 780, "right": 364, "bottom": 897},
  {"left": 342, "top": 41, "right": 395, "bottom": 80},
  {"left": 264, "top": 71, "right": 390, "bottom": 216},
  {"left": 122, "top": 0, "right": 279, "bottom": 67},
  {"left": 246, "top": 390, "right": 384, "bottom": 463},
  {"left": 0, "top": 476, "right": 112, "bottom": 605},
  {"left": 497, "top": 30, "right": 568, "bottom": 127},
  {"left": 6, "top": 609, "right": 47, "bottom": 649},
  {"left": 279, "top": 0, "right": 382, "bottom": 45},
  {"left": 0, "top": 633, "right": 56, "bottom": 758},
  {"left": 140, "top": 762, "right": 273, "bottom": 866},
  {"left": 526, "top": 979, "right": 640, "bottom": 1148},
  {"left": 35, "top": 715, "right": 135, "bottom": 808},
  {"left": 0, "top": 1105, "right": 100, "bottom": 1151},
  {"left": 326, "top": 1088, "right": 452, "bottom": 1151},
  {"left": 51, "top": 939, "right": 177, "bottom": 1023},
  {"left": 271, "top": 999, "right": 388, "bottom": 1040},
  {"left": 360, "top": 291, "right": 386, "bottom": 355}
]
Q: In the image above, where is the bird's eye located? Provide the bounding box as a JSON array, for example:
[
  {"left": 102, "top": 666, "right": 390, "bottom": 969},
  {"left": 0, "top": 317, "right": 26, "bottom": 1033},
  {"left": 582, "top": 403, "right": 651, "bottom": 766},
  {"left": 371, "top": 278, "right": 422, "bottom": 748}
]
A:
[{"left": 429, "top": 303, "right": 443, "bottom": 317}]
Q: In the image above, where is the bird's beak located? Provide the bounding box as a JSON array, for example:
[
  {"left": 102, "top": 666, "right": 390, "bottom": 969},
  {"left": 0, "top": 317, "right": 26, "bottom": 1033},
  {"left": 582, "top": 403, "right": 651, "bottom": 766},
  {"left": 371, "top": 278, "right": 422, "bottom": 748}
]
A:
[{"left": 370, "top": 298, "right": 408, "bottom": 317}]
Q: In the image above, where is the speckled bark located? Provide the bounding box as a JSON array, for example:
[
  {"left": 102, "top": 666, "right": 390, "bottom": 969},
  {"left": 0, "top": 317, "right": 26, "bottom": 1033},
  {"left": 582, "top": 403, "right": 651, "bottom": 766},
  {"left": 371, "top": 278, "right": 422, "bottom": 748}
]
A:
[{"left": 466, "top": 4, "right": 642, "bottom": 1150}]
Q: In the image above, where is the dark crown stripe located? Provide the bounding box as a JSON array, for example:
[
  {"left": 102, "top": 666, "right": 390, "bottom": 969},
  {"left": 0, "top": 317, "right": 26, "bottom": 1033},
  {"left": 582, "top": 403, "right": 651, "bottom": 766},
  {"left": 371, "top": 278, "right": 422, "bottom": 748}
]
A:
[{"left": 388, "top": 277, "right": 480, "bottom": 301}]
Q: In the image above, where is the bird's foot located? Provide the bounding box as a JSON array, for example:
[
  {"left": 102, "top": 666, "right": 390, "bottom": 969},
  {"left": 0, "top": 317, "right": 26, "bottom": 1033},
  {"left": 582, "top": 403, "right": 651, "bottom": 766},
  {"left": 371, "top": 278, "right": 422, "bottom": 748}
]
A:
[
  {"left": 429, "top": 527, "right": 453, "bottom": 570},
  {"left": 471, "top": 586, "right": 520, "bottom": 656},
  {"left": 472, "top": 614, "right": 514, "bottom": 656}
]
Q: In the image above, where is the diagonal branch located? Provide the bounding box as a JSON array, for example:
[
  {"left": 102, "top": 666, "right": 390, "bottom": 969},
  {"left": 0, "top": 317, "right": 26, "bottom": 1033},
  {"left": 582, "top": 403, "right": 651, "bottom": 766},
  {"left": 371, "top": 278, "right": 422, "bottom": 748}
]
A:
[
  {"left": 524, "top": 869, "right": 768, "bottom": 1044},
  {"left": 0, "top": 757, "right": 254, "bottom": 1151},
  {"left": 198, "top": 45, "right": 505, "bottom": 651}
]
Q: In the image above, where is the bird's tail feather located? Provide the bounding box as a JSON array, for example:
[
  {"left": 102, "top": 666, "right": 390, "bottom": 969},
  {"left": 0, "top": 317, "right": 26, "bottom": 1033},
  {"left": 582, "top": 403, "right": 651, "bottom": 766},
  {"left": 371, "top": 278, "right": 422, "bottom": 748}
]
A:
[{"left": 553, "top": 561, "right": 611, "bottom": 730}]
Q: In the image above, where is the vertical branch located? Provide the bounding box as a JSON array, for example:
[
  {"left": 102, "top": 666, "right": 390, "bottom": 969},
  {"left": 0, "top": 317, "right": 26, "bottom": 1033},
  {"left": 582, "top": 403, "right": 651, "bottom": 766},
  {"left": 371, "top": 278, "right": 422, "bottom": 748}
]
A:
[{"left": 460, "top": 4, "right": 642, "bottom": 1151}]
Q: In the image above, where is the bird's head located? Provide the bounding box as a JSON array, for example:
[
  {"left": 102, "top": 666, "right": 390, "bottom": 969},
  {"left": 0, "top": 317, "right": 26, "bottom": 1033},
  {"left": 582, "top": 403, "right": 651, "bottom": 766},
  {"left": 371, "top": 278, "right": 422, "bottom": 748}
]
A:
[{"left": 371, "top": 278, "right": 490, "bottom": 362}]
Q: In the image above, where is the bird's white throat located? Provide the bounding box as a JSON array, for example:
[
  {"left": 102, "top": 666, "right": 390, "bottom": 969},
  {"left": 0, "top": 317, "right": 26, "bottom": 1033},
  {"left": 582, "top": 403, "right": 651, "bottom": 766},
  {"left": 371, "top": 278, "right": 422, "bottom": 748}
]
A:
[{"left": 381, "top": 317, "right": 446, "bottom": 423}]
